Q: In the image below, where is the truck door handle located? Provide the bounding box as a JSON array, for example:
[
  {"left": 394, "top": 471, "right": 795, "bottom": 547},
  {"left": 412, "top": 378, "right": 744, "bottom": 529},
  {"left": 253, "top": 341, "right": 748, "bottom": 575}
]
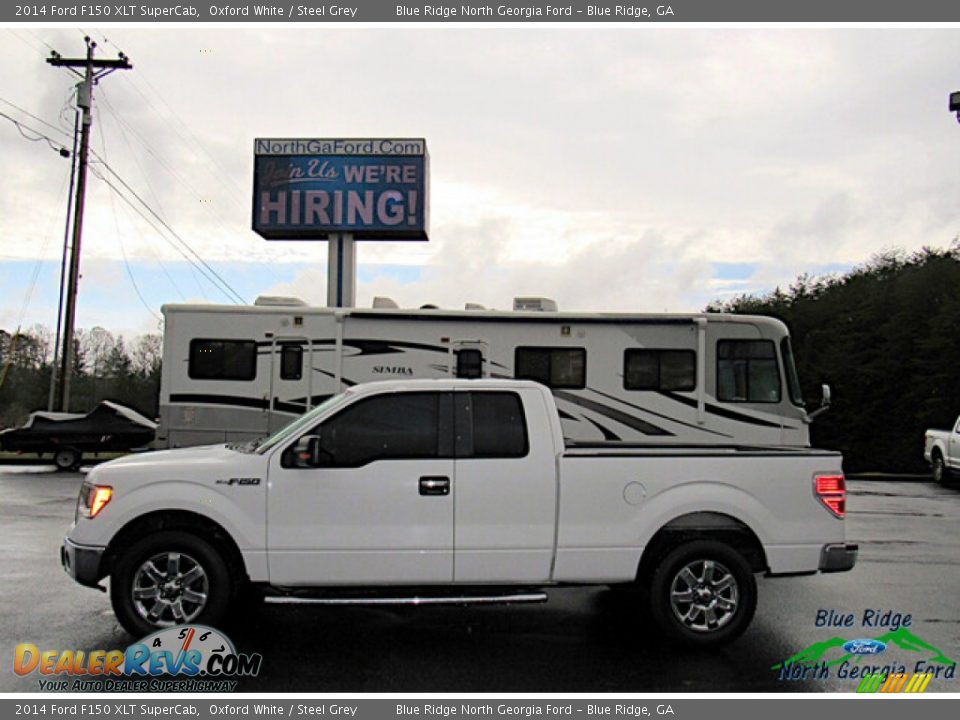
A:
[{"left": 419, "top": 476, "right": 450, "bottom": 496}]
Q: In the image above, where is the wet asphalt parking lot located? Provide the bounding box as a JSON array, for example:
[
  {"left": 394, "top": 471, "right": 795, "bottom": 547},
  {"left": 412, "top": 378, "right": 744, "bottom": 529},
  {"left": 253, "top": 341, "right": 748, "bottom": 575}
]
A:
[{"left": 1, "top": 465, "right": 958, "bottom": 693}]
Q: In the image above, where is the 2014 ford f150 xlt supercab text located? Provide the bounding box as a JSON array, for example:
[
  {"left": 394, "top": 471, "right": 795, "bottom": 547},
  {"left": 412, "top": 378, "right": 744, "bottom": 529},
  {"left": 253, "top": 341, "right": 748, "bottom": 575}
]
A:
[{"left": 62, "top": 379, "right": 857, "bottom": 646}]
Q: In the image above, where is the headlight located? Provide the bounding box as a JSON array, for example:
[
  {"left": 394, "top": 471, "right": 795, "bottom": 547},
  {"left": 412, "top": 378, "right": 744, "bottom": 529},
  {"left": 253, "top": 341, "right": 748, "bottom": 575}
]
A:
[{"left": 77, "top": 482, "right": 113, "bottom": 519}]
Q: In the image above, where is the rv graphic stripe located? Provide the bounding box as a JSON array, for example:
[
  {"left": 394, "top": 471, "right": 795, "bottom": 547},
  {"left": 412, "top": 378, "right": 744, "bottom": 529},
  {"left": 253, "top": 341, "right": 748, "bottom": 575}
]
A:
[
  {"left": 660, "top": 391, "right": 792, "bottom": 429},
  {"left": 169, "top": 394, "right": 269, "bottom": 410},
  {"left": 588, "top": 388, "right": 732, "bottom": 438},
  {"left": 552, "top": 390, "right": 673, "bottom": 436},
  {"left": 583, "top": 417, "right": 623, "bottom": 441}
]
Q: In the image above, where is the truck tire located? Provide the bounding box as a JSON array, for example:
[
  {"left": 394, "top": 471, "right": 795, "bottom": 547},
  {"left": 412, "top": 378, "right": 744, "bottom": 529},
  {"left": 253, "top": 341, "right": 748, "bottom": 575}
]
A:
[
  {"left": 931, "top": 451, "right": 946, "bottom": 485},
  {"left": 649, "top": 539, "right": 757, "bottom": 647},
  {"left": 54, "top": 447, "right": 81, "bottom": 471},
  {"left": 110, "top": 530, "right": 233, "bottom": 637}
]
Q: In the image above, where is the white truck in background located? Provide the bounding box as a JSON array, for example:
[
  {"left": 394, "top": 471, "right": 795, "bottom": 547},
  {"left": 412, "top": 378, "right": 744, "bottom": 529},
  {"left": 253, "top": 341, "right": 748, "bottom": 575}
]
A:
[
  {"left": 924, "top": 415, "right": 960, "bottom": 484},
  {"left": 62, "top": 379, "right": 856, "bottom": 646}
]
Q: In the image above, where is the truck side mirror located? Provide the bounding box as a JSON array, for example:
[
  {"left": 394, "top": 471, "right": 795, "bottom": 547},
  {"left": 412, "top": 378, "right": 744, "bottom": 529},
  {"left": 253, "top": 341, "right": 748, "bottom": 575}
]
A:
[
  {"left": 805, "top": 384, "right": 832, "bottom": 423},
  {"left": 293, "top": 434, "right": 323, "bottom": 467}
]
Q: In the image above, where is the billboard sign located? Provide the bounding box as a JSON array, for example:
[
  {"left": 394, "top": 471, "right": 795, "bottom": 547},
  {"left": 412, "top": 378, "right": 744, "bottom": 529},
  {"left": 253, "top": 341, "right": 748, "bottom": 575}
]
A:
[{"left": 252, "top": 138, "right": 429, "bottom": 240}]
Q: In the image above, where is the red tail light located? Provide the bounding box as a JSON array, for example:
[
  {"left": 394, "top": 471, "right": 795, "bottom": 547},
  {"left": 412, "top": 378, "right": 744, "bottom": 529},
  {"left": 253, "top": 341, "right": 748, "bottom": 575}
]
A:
[{"left": 815, "top": 473, "right": 846, "bottom": 518}]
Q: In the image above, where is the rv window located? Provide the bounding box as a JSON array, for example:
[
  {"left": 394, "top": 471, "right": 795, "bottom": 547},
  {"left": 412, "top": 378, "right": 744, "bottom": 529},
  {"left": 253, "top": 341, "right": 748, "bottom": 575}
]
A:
[
  {"left": 280, "top": 344, "right": 303, "bottom": 381},
  {"left": 624, "top": 349, "right": 696, "bottom": 391},
  {"left": 717, "top": 340, "right": 781, "bottom": 403},
  {"left": 460, "top": 392, "right": 529, "bottom": 459},
  {"left": 304, "top": 392, "right": 445, "bottom": 468},
  {"left": 188, "top": 339, "right": 257, "bottom": 381},
  {"left": 515, "top": 347, "right": 586, "bottom": 389},
  {"left": 456, "top": 349, "right": 483, "bottom": 379}
]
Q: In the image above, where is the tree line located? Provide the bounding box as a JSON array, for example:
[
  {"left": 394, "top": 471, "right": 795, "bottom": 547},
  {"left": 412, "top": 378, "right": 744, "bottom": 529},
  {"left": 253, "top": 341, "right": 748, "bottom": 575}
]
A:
[
  {"left": 0, "top": 327, "right": 161, "bottom": 429},
  {"left": 707, "top": 244, "right": 960, "bottom": 473}
]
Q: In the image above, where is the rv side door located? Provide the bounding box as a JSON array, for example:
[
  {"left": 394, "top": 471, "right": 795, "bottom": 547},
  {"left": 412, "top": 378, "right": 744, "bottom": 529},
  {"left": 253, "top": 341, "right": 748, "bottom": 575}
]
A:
[
  {"left": 268, "top": 337, "right": 312, "bottom": 434},
  {"left": 451, "top": 340, "right": 488, "bottom": 379}
]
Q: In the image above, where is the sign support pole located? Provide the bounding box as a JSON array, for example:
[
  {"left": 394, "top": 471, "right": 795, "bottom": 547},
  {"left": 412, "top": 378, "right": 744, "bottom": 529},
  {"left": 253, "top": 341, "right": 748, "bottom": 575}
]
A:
[{"left": 326, "top": 233, "right": 356, "bottom": 307}]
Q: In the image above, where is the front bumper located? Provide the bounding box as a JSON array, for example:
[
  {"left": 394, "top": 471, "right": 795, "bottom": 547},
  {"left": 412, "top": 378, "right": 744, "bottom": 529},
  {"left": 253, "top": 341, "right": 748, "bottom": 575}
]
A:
[
  {"left": 61, "top": 537, "right": 106, "bottom": 588},
  {"left": 819, "top": 542, "right": 858, "bottom": 573}
]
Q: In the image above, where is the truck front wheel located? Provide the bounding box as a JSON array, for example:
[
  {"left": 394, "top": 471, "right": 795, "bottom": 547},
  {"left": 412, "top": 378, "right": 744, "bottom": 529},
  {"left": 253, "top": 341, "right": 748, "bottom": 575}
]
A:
[
  {"left": 649, "top": 539, "right": 757, "bottom": 647},
  {"left": 110, "top": 531, "right": 233, "bottom": 637}
]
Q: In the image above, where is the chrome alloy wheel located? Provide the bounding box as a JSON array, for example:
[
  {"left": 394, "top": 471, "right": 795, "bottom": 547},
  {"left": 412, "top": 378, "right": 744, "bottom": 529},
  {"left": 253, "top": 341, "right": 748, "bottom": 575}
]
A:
[
  {"left": 132, "top": 552, "right": 209, "bottom": 626},
  {"left": 669, "top": 559, "right": 739, "bottom": 633}
]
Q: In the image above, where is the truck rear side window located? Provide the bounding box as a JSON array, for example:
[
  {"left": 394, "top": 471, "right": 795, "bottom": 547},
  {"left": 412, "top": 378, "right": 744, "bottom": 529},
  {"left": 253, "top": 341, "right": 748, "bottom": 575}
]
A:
[
  {"left": 515, "top": 347, "right": 586, "bottom": 389},
  {"left": 624, "top": 349, "right": 696, "bottom": 391},
  {"left": 188, "top": 339, "right": 257, "bottom": 381},
  {"left": 717, "top": 340, "right": 781, "bottom": 403},
  {"left": 466, "top": 392, "right": 529, "bottom": 458}
]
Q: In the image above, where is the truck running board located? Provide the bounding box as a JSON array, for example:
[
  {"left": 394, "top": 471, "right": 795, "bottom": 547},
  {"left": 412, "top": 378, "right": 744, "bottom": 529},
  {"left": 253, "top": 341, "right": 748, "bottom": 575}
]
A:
[{"left": 264, "top": 590, "right": 548, "bottom": 606}]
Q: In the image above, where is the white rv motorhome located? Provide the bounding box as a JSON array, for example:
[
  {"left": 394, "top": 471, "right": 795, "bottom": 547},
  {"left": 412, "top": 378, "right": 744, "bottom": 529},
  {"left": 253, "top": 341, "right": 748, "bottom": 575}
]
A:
[{"left": 157, "top": 296, "right": 816, "bottom": 449}]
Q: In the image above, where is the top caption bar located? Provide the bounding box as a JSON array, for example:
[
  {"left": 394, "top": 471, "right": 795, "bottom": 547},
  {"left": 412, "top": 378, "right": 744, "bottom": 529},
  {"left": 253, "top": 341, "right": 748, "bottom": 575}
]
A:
[{"left": 7, "top": 0, "right": 960, "bottom": 22}]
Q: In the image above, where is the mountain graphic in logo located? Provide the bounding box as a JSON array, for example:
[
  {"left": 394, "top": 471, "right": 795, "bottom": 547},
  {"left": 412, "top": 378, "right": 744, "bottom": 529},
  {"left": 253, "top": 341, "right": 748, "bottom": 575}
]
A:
[{"left": 772, "top": 627, "right": 956, "bottom": 670}]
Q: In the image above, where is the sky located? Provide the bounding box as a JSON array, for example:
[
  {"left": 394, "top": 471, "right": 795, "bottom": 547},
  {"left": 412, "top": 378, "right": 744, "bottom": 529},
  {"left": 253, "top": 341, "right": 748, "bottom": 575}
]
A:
[{"left": 1, "top": 27, "right": 959, "bottom": 338}]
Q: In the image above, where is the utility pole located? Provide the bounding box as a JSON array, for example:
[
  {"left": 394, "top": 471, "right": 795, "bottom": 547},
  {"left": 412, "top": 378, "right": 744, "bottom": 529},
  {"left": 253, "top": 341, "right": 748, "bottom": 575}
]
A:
[{"left": 47, "top": 37, "right": 131, "bottom": 411}]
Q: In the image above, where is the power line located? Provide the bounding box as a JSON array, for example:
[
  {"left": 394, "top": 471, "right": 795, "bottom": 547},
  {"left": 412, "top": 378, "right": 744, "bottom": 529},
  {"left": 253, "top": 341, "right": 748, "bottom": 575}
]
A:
[
  {"left": 90, "top": 157, "right": 246, "bottom": 303},
  {"left": 88, "top": 163, "right": 244, "bottom": 304},
  {"left": 96, "top": 106, "right": 162, "bottom": 322},
  {"left": 0, "top": 83, "right": 244, "bottom": 304},
  {"left": 0, "top": 110, "right": 70, "bottom": 155},
  {"left": 0, "top": 96, "right": 74, "bottom": 140}
]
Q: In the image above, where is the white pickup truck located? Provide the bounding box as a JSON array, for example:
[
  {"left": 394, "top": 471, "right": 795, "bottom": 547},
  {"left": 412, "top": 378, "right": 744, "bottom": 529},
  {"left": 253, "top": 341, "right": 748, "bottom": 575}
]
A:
[
  {"left": 62, "top": 379, "right": 857, "bottom": 646},
  {"left": 924, "top": 416, "right": 960, "bottom": 484}
]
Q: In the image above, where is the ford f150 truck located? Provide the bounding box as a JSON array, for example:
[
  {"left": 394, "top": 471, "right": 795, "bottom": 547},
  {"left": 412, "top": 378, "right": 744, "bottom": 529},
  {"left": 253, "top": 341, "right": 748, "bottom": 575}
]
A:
[
  {"left": 924, "top": 415, "right": 960, "bottom": 484},
  {"left": 62, "top": 379, "right": 857, "bottom": 646}
]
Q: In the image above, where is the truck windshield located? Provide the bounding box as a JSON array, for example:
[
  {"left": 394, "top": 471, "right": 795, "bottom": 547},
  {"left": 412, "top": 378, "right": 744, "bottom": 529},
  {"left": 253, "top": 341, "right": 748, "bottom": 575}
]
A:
[
  {"left": 251, "top": 393, "right": 347, "bottom": 454},
  {"left": 780, "top": 337, "right": 804, "bottom": 407}
]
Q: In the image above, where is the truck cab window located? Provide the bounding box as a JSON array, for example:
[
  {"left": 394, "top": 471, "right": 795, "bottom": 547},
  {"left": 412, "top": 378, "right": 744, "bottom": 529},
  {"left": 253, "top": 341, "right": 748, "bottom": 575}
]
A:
[
  {"left": 304, "top": 392, "right": 445, "bottom": 468},
  {"left": 717, "top": 340, "right": 781, "bottom": 403},
  {"left": 515, "top": 347, "right": 586, "bottom": 389},
  {"left": 188, "top": 339, "right": 257, "bottom": 381},
  {"left": 280, "top": 344, "right": 303, "bottom": 381},
  {"left": 624, "top": 349, "right": 695, "bottom": 391}
]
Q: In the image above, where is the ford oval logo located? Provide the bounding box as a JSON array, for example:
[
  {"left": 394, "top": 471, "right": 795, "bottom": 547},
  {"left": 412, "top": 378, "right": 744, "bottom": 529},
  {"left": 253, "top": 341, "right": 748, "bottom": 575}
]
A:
[{"left": 843, "top": 639, "right": 887, "bottom": 656}]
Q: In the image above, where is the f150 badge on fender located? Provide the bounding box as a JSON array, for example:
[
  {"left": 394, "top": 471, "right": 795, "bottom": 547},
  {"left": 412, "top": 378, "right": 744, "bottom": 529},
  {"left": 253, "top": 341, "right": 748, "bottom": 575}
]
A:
[{"left": 215, "top": 477, "right": 261, "bottom": 486}]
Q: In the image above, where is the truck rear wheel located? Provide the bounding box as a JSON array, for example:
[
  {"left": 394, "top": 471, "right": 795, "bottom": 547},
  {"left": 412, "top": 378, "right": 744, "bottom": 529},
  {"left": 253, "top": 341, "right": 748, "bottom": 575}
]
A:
[
  {"left": 110, "top": 530, "right": 233, "bottom": 637},
  {"left": 649, "top": 539, "right": 756, "bottom": 647}
]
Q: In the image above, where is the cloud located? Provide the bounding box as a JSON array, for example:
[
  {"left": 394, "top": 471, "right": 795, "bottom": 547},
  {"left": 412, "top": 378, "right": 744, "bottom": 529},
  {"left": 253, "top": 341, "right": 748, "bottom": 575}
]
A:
[{"left": 2, "top": 28, "right": 960, "bottom": 333}]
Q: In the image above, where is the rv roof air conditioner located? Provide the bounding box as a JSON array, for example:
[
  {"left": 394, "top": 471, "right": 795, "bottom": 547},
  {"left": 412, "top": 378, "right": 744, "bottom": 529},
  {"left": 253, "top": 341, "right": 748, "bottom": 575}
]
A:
[
  {"left": 465, "top": 303, "right": 486, "bottom": 311},
  {"left": 513, "top": 297, "right": 558, "bottom": 312},
  {"left": 254, "top": 296, "right": 308, "bottom": 307},
  {"left": 372, "top": 297, "right": 400, "bottom": 309}
]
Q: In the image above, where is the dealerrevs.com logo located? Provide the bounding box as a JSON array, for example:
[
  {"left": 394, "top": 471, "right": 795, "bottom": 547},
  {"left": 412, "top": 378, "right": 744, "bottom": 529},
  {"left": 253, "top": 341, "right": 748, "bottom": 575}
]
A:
[{"left": 14, "top": 625, "right": 262, "bottom": 692}]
